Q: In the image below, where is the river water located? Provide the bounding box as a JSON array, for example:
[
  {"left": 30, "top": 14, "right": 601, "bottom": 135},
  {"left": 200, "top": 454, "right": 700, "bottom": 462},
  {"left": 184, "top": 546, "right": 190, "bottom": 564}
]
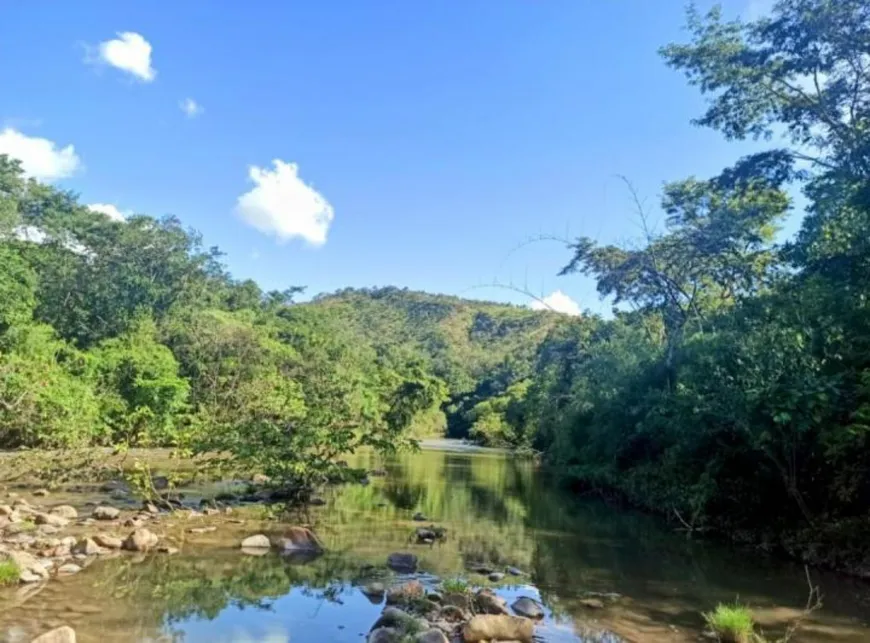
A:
[{"left": 2, "top": 441, "right": 869, "bottom": 642}]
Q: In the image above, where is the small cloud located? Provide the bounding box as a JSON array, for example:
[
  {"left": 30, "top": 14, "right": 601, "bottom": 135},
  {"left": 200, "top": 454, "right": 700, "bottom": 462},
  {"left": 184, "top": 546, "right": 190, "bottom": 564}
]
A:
[
  {"left": 179, "top": 98, "right": 203, "bottom": 118},
  {"left": 236, "top": 160, "right": 334, "bottom": 246},
  {"left": 87, "top": 203, "right": 127, "bottom": 221},
  {"left": 531, "top": 290, "right": 582, "bottom": 316},
  {"left": 0, "top": 128, "right": 81, "bottom": 181},
  {"left": 91, "top": 32, "right": 156, "bottom": 82}
]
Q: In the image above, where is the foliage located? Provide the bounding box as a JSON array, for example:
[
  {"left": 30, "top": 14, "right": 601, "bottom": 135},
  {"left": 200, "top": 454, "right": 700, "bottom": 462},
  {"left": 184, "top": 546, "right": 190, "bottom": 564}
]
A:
[
  {"left": 0, "top": 559, "right": 19, "bottom": 586},
  {"left": 441, "top": 578, "right": 471, "bottom": 594},
  {"left": 703, "top": 603, "right": 755, "bottom": 643}
]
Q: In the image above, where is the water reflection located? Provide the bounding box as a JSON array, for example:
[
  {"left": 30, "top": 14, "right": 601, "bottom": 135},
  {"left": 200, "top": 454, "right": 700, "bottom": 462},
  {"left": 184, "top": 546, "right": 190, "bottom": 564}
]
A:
[{"left": 1, "top": 443, "right": 869, "bottom": 643}]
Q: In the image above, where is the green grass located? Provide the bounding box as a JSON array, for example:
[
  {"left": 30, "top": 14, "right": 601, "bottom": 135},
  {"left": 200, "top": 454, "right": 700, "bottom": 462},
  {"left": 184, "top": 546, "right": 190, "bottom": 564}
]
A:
[
  {"left": 441, "top": 577, "right": 470, "bottom": 594},
  {"left": 704, "top": 603, "right": 756, "bottom": 643},
  {"left": 0, "top": 560, "right": 20, "bottom": 586}
]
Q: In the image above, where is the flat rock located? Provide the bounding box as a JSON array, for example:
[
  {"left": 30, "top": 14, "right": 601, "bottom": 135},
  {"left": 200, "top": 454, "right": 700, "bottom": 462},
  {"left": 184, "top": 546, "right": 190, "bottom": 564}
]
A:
[
  {"left": 240, "top": 534, "right": 270, "bottom": 549},
  {"left": 511, "top": 597, "right": 544, "bottom": 619},
  {"left": 371, "top": 607, "right": 427, "bottom": 633},
  {"left": 93, "top": 535, "right": 122, "bottom": 550},
  {"left": 579, "top": 598, "right": 604, "bottom": 609},
  {"left": 462, "top": 614, "right": 534, "bottom": 642},
  {"left": 71, "top": 538, "right": 103, "bottom": 556},
  {"left": 488, "top": 572, "right": 505, "bottom": 582},
  {"left": 92, "top": 506, "right": 120, "bottom": 521},
  {"left": 49, "top": 506, "right": 78, "bottom": 520},
  {"left": 33, "top": 489, "right": 49, "bottom": 497},
  {"left": 34, "top": 513, "right": 68, "bottom": 528},
  {"left": 188, "top": 526, "right": 217, "bottom": 534},
  {"left": 31, "top": 626, "right": 76, "bottom": 643},
  {"left": 386, "top": 552, "right": 418, "bottom": 573},
  {"left": 122, "top": 528, "right": 158, "bottom": 552},
  {"left": 57, "top": 563, "right": 82, "bottom": 575}
]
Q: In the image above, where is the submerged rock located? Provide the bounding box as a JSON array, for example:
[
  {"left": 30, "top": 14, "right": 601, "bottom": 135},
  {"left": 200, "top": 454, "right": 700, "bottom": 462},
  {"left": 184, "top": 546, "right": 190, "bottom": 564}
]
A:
[
  {"left": 92, "top": 506, "right": 120, "bottom": 521},
  {"left": 57, "top": 563, "right": 82, "bottom": 575},
  {"left": 386, "top": 580, "right": 424, "bottom": 605},
  {"left": 273, "top": 526, "right": 322, "bottom": 552},
  {"left": 49, "top": 505, "right": 78, "bottom": 520},
  {"left": 71, "top": 538, "right": 103, "bottom": 556},
  {"left": 240, "top": 534, "right": 271, "bottom": 549},
  {"left": 511, "top": 597, "right": 544, "bottom": 619},
  {"left": 462, "top": 614, "right": 534, "bottom": 642},
  {"left": 30, "top": 626, "right": 76, "bottom": 643},
  {"left": 361, "top": 582, "right": 386, "bottom": 602},
  {"left": 386, "top": 552, "right": 418, "bottom": 573},
  {"left": 122, "top": 528, "right": 158, "bottom": 552}
]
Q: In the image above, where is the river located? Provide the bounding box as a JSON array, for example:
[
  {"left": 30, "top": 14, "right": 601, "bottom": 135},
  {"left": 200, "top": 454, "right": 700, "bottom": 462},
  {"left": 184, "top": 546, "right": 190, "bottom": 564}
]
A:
[{"left": 1, "top": 441, "right": 869, "bottom": 642}]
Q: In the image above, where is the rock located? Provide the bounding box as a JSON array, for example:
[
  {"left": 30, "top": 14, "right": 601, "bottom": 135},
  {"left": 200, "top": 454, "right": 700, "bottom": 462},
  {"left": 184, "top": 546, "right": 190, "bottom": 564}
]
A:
[
  {"left": 415, "top": 630, "right": 449, "bottom": 643},
  {"left": 71, "top": 538, "right": 104, "bottom": 556},
  {"left": 251, "top": 473, "right": 271, "bottom": 485},
  {"left": 30, "top": 626, "right": 77, "bottom": 643},
  {"left": 475, "top": 589, "right": 510, "bottom": 615},
  {"left": 240, "top": 534, "right": 271, "bottom": 549},
  {"left": 386, "top": 580, "right": 424, "bottom": 605},
  {"left": 461, "top": 614, "right": 535, "bottom": 642},
  {"left": 415, "top": 528, "right": 436, "bottom": 543},
  {"left": 122, "top": 528, "right": 158, "bottom": 552},
  {"left": 438, "top": 605, "right": 468, "bottom": 623},
  {"left": 511, "top": 597, "right": 544, "bottom": 619},
  {"left": 442, "top": 592, "right": 472, "bottom": 611},
  {"left": 506, "top": 566, "right": 524, "bottom": 576},
  {"left": 361, "top": 582, "right": 386, "bottom": 602},
  {"left": 579, "top": 598, "right": 604, "bottom": 609},
  {"left": 188, "top": 526, "right": 217, "bottom": 534},
  {"left": 488, "top": 572, "right": 505, "bottom": 582},
  {"left": 60, "top": 536, "right": 77, "bottom": 548},
  {"left": 33, "top": 489, "right": 49, "bottom": 497},
  {"left": 143, "top": 502, "right": 159, "bottom": 515},
  {"left": 157, "top": 545, "right": 179, "bottom": 555},
  {"left": 93, "top": 535, "right": 122, "bottom": 550},
  {"left": 57, "top": 563, "right": 82, "bottom": 575},
  {"left": 49, "top": 506, "right": 78, "bottom": 520},
  {"left": 273, "top": 526, "right": 323, "bottom": 552},
  {"left": 37, "top": 525, "right": 60, "bottom": 536},
  {"left": 92, "top": 506, "right": 120, "bottom": 521},
  {"left": 371, "top": 607, "right": 427, "bottom": 633},
  {"left": 467, "top": 562, "right": 494, "bottom": 575},
  {"left": 34, "top": 513, "right": 69, "bottom": 528},
  {"left": 412, "top": 512, "right": 427, "bottom": 521},
  {"left": 368, "top": 628, "right": 401, "bottom": 643},
  {"left": 0, "top": 504, "right": 13, "bottom": 516},
  {"left": 427, "top": 591, "right": 443, "bottom": 603},
  {"left": 5, "top": 550, "right": 48, "bottom": 582},
  {"left": 386, "top": 552, "right": 418, "bottom": 573}
]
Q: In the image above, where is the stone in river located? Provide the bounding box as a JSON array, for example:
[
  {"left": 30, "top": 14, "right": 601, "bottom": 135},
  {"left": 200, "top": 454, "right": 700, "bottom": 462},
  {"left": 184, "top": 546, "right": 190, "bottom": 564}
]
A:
[
  {"left": 386, "top": 552, "right": 418, "bottom": 573},
  {"left": 273, "top": 526, "right": 323, "bottom": 552},
  {"left": 157, "top": 545, "right": 179, "bottom": 555},
  {"left": 506, "top": 566, "right": 524, "bottom": 576},
  {"left": 371, "top": 607, "right": 427, "bottom": 633},
  {"left": 93, "top": 534, "right": 122, "bottom": 550},
  {"left": 30, "top": 626, "right": 77, "bottom": 643},
  {"left": 33, "top": 489, "right": 49, "bottom": 497},
  {"left": 92, "top": 506, "right": 120, "bottom": 521},
  {"left": 57, "top": 563, "right": 82, "bottom": 575},
  {"left": 385, "top": 580, "right": 424, "bottom": 605},
  {"left": 49, "top": 506, "right": 78, "bottom": 520},
  {"left": 488, "top": 572, "right": 505, "bottom": 582},
  {"left": 511, "top": 597, "right": 544, "bottom": 619},
  {"left": 412, "top": 512, "right": 427, "bottom": 521},
  {"left": 34, "top": 513, "right": 68, "bottom": 528},
  {"left": 122, "top": 528, "right": 158, "bottom": 552},
  {"left": 361, "top": 582, "right": 386, "bottom": 602},
  {"left": 240, "top": 534, "right": 270, "bottom": 549},
  {"left": 188, "top": 526, "right": 217, "bottom": 534},
  {"left": 368, "top": 628, "right": 401, "bottom": 643},
  {"left": 415, "top": 630, "right": 449, "bottom": 643},
  {"left": 579, "top": 597, "right": 605, "bottom": 609},
  {"left": 461, "top": 614, "right": 534, "bottom": 642},
  {"left": 71, "top": 538, "right": 104, "bottom": 556},
  {"left": 475, "top": 589, "right": 509, "bottom": 615}
]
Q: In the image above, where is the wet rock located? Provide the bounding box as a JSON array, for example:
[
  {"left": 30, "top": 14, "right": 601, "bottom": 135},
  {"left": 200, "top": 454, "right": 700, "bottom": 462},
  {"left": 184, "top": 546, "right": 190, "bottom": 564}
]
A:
[
  {"left": 71, "top": 538, "right": 103, "bottom": 556},
  {"left": 43, "top": 544, "right": 71, "bottom": 558},
  {"left": 438, "top": 605, "right": 468, "bottom": 623},
  {"left": 467, "top": 562, "right": 494, "bottom": 575},
  {"left": 361, "top": 582, "right": 386, "bottom": 602},
  {"left": 475, "top": 589, "right": 509, "bottom": 615},
  {"left": 57, "top": 563, "right": 82, "bottom": 575},
  {"left": 0, "top": 504, "right": 13, "bottom": 516},
  {"left": 273, "top": 526, "right": 323, "bottom": 552},
  {"left": 143, "top": 502, "right": 159, "bottom": 515},
  {"left": 188, "top": 526, "right": 217, "bottom": 534},
  {"left": 368, "top": 628, "right": 401, "bottom": 643},
  {"left": 442, "top": 592, "right": 472, "bottom": 611},
  {"left": 157, "top": 545, "right": 179, "bottom": 555},
  {"left": 93, "top": 535, "right": 122, "bottom": 550},
  {"left": 386, "top": 552, "right": 418, "bottom": 573},
  {"left": 415, "top": 630, "right": 449, "bottom": 643},
  {"left": 203, "top": 507, "right": 220, "bottom": 516},
  {"left": 240, "top": 547, "right": 269, "bottom": 557},
  {"left": 371, "top": 607, "right": 427, "bottom": 633},
  {"left": 30, "top": 626, "right": 76, "bottom": 643},
  {"left": 506, "top": 566, "right": 524, "bottom": 576},
  {"left": 122, "top": 528, "right": 158, "bottom": 552},
  {"left": 386, "top": 579, "right": 424, "bottom": 605},
  {"left": 511, "top": 597, "right": 544, "bottom": 619},
  {"left": 92, "top": 506, "right": 120, "bottom": 521},
  {"left": 240, "top": 534, "right": 271, "bottom": 549},
  {"left": 37, "top": 525, "right": 60, "bottom": 536},
  {"left": 34, "top": 513, "right": 69, "bottom": 528},
  {"left": 60, "top": 536, "right": 77, "bottom": 548},
  {"left": 49, "top": 506, "right": 78, "bottom": 520},
  {"left": 579, "top": 598, "right": 604, "bottom": 609},
  {"left": 33, "top": 489, "right": 49, "bottom": 497},
  {"left": 5, "top": 550, "right": 48, "bottom": 583},
  {"left": 462, "top": 614, "right": 534, "bottom": 642},
  {"left": 415, "top": 528, "right": 436, "bottom": 543},
  {"left": 412, "top": 512, "right": 427, "bottom": 521},
  {"left": 427, "top": 591, "right": 443, "bottom": 603},
  {"left": 488, "top": 572, "right": 505, "bottom": 582}
]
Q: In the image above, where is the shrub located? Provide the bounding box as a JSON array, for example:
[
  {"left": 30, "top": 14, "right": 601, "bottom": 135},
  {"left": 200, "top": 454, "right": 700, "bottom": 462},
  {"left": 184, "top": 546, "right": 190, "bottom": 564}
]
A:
[
  {"left": 0, "top": 559, "right": 19, "bottom": 586},
  {"left": 704, "top": 603, "right": 755, "bottom": 643}
]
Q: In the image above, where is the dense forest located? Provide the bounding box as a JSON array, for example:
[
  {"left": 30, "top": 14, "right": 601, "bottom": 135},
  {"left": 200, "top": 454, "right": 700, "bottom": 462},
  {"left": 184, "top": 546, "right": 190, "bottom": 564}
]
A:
[{"left": 1, "top": 0, "right": 869, "bottom": 570}]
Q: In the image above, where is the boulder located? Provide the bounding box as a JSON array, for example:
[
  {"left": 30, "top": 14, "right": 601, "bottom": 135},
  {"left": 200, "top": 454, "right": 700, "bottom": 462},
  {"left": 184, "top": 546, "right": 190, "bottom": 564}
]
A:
[
  {"left": 57, "top": 563, "right": 82, "bottom": 575},
  {"left": 371, "top": 607, "right": 427, "bottom": 633},
  {"left": 506, "top": 566, "right": 524, "bottom": 576},
  {"left": 386, "top": 579, "right": 424, "bottom": 605},
  {"left": 240, "top": 534, "right": 270, "bottom": 549},
  {"left": 30, "top": 626, "right": 76, "bottom": 643},
  {"left": 461, "top": 614, "right": 534, "bottom": 642},
  {"left": 368, "top": 628, "right": 401, "bottom": 643},
  {"left": 415, "top": 630, "right": 449, "bottom": 643},
  {"left": 442, "top": 592, "right": 472, "bottom": 611},
  {"left": 93, "top": 535, "right": 122, "bottom": 550},
  {"left": 488, "top": 572, "right": 505, "bottom": 582},
  {"left": 361, "top": 582, "right": 386, "bottom": 602},
  {"left": 49, "top": 506, "right": 78, "bottom": 520},
  {"left": 386, "top": 552, "right": 418, "bottom": 573},
  {"left": 157, "top": 545, "right": 179, "bottom": 555},
  {"left": 511, "top": 597, "right": 544, "bottom": 619},
  {"left": 475, "top": 589, "right": 510, "bottom": 615},
  {"left": 34, "top": 513, "right": 68, "bottom": 528},
  {"left": 122, "top": 528, "right": 159, "bottom": 552},
  {"left": 4, "top": 550, "right": 48, "bottom": 583},
  {"left": 438, "top": 605, "right": 468, "bottom": 623},
  {"left": 273, "top": 526, "right": 323, "bottom": 552},
  {"left": 33, "top": 489, "right": 49, "bottom": 497},
  {"left": 0, "top": 504, "right": 13, "bottom": 516},
  {"left": 71, "top": 538, "right": 104, "bottom": 556},
  {"left": 143, "top": 502, "right": 159, "bottom": 515},
  {"left": 92, "top": 506, "right": 120, "bottom": 521}
]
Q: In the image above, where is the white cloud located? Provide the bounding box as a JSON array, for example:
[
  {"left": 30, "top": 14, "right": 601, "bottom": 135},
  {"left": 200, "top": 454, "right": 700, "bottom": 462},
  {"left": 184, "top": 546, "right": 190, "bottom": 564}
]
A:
[
  {"left": 87, "top": 203, "right": 127, "bottom": 221},
  {"left": 236, "top": 160, "right": 334, "bottom": 245},
  {"left": 0, "top": 128, "right": 81, "bottom": 181},
  {"left": 531, "top": 290, "right": 582, "bottom": 316},
  {"left": 94, "top": 32, "right": 156, "bottom": 82},
  {"left": 179, "top": 98, "right": 203, "bottom": 118}
]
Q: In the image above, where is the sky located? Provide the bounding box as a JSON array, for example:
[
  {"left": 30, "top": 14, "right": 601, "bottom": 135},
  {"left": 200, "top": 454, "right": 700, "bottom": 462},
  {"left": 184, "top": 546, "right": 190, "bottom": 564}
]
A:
[{"left": 0, "top": 0, "right": 778, "bottom": 315}]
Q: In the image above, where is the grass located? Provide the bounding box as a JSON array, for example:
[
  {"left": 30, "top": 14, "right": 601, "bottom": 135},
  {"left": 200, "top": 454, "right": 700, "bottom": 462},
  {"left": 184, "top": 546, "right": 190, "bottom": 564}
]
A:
[
  {"left": 704, "top": 603, "right": 756, "bottom": 643},
  {"left": 441, "top": 577, "right": 470, "bottom": 594},
  {"left": 0, "top": 560, "right": 19, "bottom": 586}
]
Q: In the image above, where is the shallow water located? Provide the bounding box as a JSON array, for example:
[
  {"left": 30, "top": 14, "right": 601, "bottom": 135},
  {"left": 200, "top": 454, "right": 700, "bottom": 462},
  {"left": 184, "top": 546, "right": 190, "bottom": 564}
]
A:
[{"left": 2, "top": 441, "right": 869, "bottom": 642}]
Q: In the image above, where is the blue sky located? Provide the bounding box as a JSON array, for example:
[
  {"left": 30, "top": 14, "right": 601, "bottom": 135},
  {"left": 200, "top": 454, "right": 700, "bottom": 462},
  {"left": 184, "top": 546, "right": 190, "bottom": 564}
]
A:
[{"left": 0, "top": 0, "right": 777, "bottom": 315}]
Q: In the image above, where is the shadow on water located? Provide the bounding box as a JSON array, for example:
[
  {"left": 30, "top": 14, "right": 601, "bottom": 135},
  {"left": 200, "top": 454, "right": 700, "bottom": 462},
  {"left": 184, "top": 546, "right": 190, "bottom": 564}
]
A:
[{"left": 2, "top": 441, "right": 869, "bottom": 642}]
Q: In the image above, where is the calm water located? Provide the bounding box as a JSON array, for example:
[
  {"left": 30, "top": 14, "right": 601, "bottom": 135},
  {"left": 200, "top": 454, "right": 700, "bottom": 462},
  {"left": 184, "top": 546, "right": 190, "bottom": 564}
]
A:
[{"left": 2, "top": 442, "right": 869, "bottom": 642}]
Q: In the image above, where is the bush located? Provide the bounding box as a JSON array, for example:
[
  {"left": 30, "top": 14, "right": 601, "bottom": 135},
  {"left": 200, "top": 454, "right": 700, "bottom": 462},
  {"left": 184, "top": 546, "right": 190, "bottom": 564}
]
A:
[
  {"left": 0, "top": 559, "right": 19, "bottom": 586},
  {"left": 703, "top": 603, "right": 755, "bottom": 643}
]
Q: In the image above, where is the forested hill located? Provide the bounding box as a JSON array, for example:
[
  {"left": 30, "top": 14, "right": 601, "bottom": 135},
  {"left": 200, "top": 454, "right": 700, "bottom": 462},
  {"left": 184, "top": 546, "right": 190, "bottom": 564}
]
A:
[{"left": 304, "top": 287, "right": 571, "bottom": 440}]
